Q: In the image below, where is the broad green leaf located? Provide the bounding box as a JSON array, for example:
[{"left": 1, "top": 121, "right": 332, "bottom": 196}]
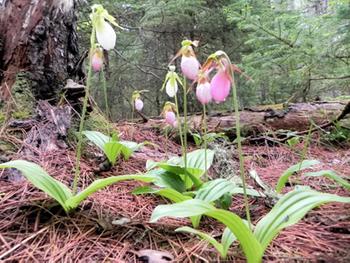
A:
[
  {"left": 82, "top": 130, "right": 110, "bottom": 150},
  {"left": 154, "top": 188, "right": 192, "bottom": 203},
  {"left": 196, "top": 179, "right": 236, "bottom": 202},
  {"left": 84, "top": 131, "right": 142, "bottom": 164},
  {"left": 275, "top": 160, "right": 320, "bottom": 193},
  {"left": 221, "top": 227, "right": 237, "bottom": 258},
  {"left": 305, "top": 170, "right": 350, "bottom": 191},
  {"left": 66, "top": 174, "right": 156, "bottom": 210},
  {"left": 132, "top": 185, "right": 154, "bottom": 195},
  {"left": 150, "top": 199, "right": 263, "bottom": 263},
  {"left": 176, "top": 226, "right": 225, "bottom": 258},
  {"left": 254, "top": 188, "right": 350, "bottom": 250},
  {"left": 170, "top": 149, "right": 215, "bottom": 172},
  {"left": 104, "top": 142, "right": 122, "bottom": 165},
  {"left": 0, "top": 160, "right": 72, "bottom": 211},
  {"left": 148, "top": 169, "right": 186, "bottom": 193}
]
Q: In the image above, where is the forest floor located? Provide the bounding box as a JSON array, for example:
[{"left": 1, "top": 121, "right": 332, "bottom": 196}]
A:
[{"left": 0, "top": 122, "right": 349, "bottom": 262}]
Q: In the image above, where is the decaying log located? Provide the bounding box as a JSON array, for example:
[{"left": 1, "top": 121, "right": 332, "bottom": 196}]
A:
[{"left": 144, "top": 101, "right": 350, "bottom": 139}]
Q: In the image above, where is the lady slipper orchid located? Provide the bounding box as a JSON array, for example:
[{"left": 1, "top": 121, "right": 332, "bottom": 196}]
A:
[
  {"left": 91, "top": 48, "right": 103, "bottom": 72},
  {"left": 181, "top": 55, "right": 200, "bottom": 80},
  {"left": 91, "top": 5, "right": 124, "bottom": 50},
  {"left": 210, "top": 70, "right": 231, "bottom": 102},
  {"left": 196, "top": 81, "right": 212, "bottom": 105},
  {"left": 161, "top": 66, "right": 182, "bottom": 98},
  {"left": 165, "top": 111, "right": 176, "bottom": 127},
  {"left": 95, "top": 20, "right": 116, "bottom": 50},
  {"left": 202, "top": 51, "right": 234, "bottom": 103},
  {"left": 162, "top": 102, "right": 177, "bottom": 128},
  {"left": 172, "top": 40, "right": 200, "bottom": 81},
  {"left": 134, "top": 98, "right": 143, "bottom": 111},
  {"left": 195, "top": 72, "right": 212, "bottom": 104},
  {"left": 132, "top": 90, "right": 148, "bottom": 112}
]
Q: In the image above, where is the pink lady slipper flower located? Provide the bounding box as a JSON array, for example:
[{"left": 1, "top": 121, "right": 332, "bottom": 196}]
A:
[
  {"left": 210, "top": 69, "right": 231, "bottom": 103},
  {"left": 132, "top": 90, "right": 148, "bottom": 112},
  {"left": 165, "top": 111, "right": 176, "bottom": 126},
  {"left": 196, "top": 72, "right": 212, "bottom": 105},
  {"left": 134, "top": 98, "right": 143, "bottom": 111},
  {"left": 162, "top": 102, "right": 177, "bottom": 127},
  {"left": 171, "top": 40, "right": 200, "bottom": 81},
  {"left": 202, "top": 51, "right": 234, "bottom": 103},
  {"left": 91, "top": 47, "right": 103, "bottom": 72}
]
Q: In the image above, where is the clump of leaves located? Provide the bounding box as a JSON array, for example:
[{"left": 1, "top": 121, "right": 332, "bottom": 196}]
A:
[
  {"left": 323, "top": 122, "right": 350, "bottom": 145},
  {"left": 83, "top": 131, "right": 144, "bottom": 165},
  {"left": 0, "top": 160, "right": 155, "bottom": 213},
  {"left": 151, "top": 188, "right": 350, "bottom": 262}
]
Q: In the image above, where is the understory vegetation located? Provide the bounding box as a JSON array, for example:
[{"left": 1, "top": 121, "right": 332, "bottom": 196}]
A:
[{"left": 0, "top": 1, "right": 349, "bottom": 262}]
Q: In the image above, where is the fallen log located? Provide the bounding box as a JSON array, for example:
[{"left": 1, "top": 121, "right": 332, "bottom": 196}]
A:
[{"left": 143, "top": 101, "right": 350, "bottom": 139}]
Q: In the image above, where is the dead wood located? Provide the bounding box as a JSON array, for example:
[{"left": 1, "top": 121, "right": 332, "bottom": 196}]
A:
[{"left": 143, "top": 101, "right": 350, "bottom": 140}]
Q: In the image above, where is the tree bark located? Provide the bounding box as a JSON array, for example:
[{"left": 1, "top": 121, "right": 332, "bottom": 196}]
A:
[{"left": 0, "top": 0, "right": 80, "bottom": 101}]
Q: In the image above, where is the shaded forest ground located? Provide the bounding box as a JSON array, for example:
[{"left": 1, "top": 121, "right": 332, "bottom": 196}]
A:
[{"left": 0, "top": 122, "right": 349, "bottom": 262}]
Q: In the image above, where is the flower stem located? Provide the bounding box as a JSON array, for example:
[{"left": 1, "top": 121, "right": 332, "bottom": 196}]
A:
[
  {"left": 174, "top": 94, "right": 185, "bottom": 155},
  {"left": 232, "top": 78, "right": 252, "bottom": 230},
  {"left": 183, "top": 77, "right": 188, "bottom": 170},
  {"left": 203, "top": 103, "right": 208, "bottom": 181},
  {"left": 100, "top": 67, "right": 110, "bottom": 121},
  {"left": 72, "top": 26, "right": 96, "bottom": 195}
]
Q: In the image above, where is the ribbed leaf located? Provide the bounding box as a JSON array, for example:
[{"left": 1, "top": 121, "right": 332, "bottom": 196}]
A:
[
  {"left": 195, "top": 179, "right": 235, "bottom": 202},
  {"left": 275, "top": 160, "right": 320, "bottom": 193},
  {"left": 254, "top": 188, "right": 350, "bottom": 250},
  {"left": 66, "top": 174, "right": 156, "bottom": 210},
  {"left": 221, "top": 227, "right": 237, "bottom": 258},
  {"left": 83, "top": 131, "right": 141, "bottom": 164},
  {"left": 305, "top": 170, "right": 350, "bottom": 191},
  {"left": 0, "top": 160, "right": 72, "bottom": 211},
  {"left": 104, "top": 142, "right": 122, "bottom": 165},
  {"left": 150, "top": 199, "right": 263, "bottom": 263},
  {"left": 82, "top": 130, "right": 110, "bottom": 150},
  {"left": 148, "top": 169, "right": 186, "bottom": 193}
]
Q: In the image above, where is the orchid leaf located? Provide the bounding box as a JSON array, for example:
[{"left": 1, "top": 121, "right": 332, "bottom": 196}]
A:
[
  {"left": 275, "top": 160, "right": 320, "bottom": 193},
  {"left": 0, "top": 160, "right": 72, "bottom": 212}
]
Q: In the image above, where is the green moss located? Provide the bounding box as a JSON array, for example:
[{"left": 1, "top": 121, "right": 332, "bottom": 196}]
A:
[
  {"left": 0, "top": 112, "right": 5, "bottom": 124},
  {"left": 84, "top": 109, "right": 113, "bottom": 135},
  {"left": 11, "top": 72, "right": 35, "bottom": 119}
]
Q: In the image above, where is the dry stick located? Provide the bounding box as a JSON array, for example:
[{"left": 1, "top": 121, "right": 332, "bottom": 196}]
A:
[{"left": 0, "top": 226, "right": 49, "bottom": 260}]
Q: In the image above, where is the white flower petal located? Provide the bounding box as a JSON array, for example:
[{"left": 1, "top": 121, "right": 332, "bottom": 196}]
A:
[
  {"left": 165, "top": 80, "right": 178, "bottom": 98},
  {"left": 96, "top": 20, "right": 116, "bottom": 50}
]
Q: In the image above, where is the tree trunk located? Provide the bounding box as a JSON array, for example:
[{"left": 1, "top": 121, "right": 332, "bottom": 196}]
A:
[{"left": 0, "top": 0, "right": 80, "bottom": 101}]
